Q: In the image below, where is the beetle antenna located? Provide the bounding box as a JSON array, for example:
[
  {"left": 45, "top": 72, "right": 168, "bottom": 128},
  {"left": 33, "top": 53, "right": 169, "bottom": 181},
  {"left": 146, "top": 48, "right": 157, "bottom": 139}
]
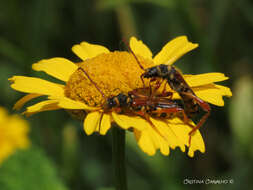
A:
[
  {"left": 122, "top": 38, "right": 145, "bottom": 71},
  {"left": 78, "top": 67, "right": 107, "bottom": 99}
]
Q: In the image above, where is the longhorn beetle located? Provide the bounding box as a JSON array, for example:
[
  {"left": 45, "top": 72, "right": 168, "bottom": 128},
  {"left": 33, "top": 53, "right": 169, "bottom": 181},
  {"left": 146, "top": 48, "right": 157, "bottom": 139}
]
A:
[
  {"left": 77, "top": 67, "right": 193, "bottom": 141},
  {"left": 127, "top": 44, "right": 211, "bottom": 145}
]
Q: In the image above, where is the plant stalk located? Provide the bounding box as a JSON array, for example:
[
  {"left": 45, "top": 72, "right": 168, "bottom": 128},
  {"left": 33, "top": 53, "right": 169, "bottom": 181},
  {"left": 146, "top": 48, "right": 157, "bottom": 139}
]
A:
[{"left": 112, "top": 124, "right": 127, "bottom": 190}]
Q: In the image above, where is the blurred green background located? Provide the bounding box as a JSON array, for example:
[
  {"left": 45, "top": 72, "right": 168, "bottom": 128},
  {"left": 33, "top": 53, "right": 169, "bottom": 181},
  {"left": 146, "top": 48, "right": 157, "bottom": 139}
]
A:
[{"left": 1, "top": 0, "right": 253, "bottom": 189}]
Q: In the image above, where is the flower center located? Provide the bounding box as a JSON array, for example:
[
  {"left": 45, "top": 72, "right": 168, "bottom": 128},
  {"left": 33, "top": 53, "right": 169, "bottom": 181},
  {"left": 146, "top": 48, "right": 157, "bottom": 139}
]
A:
[{"left": 65, "top": 51, "right": 153, "bottom": 106}]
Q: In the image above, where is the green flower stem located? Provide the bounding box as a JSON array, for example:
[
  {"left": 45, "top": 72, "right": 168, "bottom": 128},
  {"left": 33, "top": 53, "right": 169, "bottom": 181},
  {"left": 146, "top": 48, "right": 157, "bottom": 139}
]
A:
[
  {"left": 115, "top": 3, "right": 137, "bottom": 40},
  {"left": 112, "top": 124, "right": 128, "bottom": 190}
]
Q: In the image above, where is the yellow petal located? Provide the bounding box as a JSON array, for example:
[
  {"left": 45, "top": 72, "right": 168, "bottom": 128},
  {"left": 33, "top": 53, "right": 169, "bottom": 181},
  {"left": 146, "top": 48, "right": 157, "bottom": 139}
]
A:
[
  {"left": 0, "top": 107, "right": 8, "bottom": 123},
  {"left": 151, "top": 118, "right": 185, "bottom": 152},
  {"left": 13, "top": 94, "right": 42, "bottom": 110},
  {"left": 6, "top": 115, "right": 30, "bottom": 147},
  {"left": 56, "top": 97, "right": 98, "bottom": 111},
  {"left": 84, "top": 111, "right": 102, "bottom": 135},
  {"left": 134, "top": 128, "right": 141, "bottom": 141},
  {"left": 188, "top": 131, "right": 206, "bottom": 157},
  {"left": 134, "top": 129, "right": 157, "bottom": 156},
  {"left": 96, "top": 114, "right": 111, "bottom": 135},
  {"left": 193, "top": 84, "right": 231, "bottom": 106},
  {"left": 32, "top": 58, "right": 78, "bottom": 82},
  {"left": 185, "top": 73, "right": 229, "bottom": 87},
  {"left": 9, "top": 76, "right": 65, "bottom": 97},
  {"left": 148, "top": 127, "right": 170, "bottom": 156},
  {"left": 136, "top": 125, "right": 168, "bottom": 155},
  {"left": 134, "top": 118, "right": 190, "bottom": 156},
  {"left": 215, "top": 84, "right": 232, "bottom": 97},
  {"left": 166, "top": 118, "right": 205, "bottom": 157},
  {"left": 153, "top": 36, "right": 198, "bottom": 65},
  {"left": 129, "top": 37, "right": 152, "bottom": 60},
  {"left": 23, "top": 100, "right": 61, "bottom": 116},
  {"left": 72, "top": 41, "right": 110, "bottom": 61},
  {"left": 112, "top": 112, "right": 148, "bottom": 131}
]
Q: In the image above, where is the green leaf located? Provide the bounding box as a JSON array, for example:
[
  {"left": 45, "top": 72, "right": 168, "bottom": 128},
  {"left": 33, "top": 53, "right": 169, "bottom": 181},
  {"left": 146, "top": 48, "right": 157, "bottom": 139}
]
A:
[{"left": 0, "top": 146, "right": 68, "bottom": 190}]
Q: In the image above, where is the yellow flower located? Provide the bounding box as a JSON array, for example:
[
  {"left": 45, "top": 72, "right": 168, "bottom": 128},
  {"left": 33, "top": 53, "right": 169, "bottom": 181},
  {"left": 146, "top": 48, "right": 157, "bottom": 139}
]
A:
[
  {"left": 0, "top": 107, "right": 30, "bottom": 165},
  {"left": 9, "top": 36, "right": 231, "bottom": 157}
]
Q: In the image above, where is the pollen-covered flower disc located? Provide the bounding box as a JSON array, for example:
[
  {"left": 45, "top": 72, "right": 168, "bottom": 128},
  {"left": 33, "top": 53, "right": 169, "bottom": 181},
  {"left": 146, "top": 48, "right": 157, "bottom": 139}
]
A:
[
  {"left": 0, "top": 107, "right": 30, "bottom": 165},
  {"left": 9, "top": 36, "right": 232, "bottom": 157}
]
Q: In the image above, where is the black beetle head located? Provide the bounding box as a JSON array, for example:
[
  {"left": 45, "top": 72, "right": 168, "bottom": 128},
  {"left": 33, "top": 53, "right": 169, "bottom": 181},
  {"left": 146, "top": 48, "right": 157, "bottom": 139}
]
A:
[
  {"left": 142, "top": 67, "right": 159, "bottom": 78},
  {"left": 106, "top": 98, "right": 117, "bottom": 109},
  {"left": 143, "top": 64, "right": 169, "bottom": 78}
]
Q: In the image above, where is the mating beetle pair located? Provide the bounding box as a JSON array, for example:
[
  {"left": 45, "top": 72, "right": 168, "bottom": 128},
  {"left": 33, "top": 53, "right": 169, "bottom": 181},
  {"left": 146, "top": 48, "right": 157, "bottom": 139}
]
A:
[{"left": 78, "top": 47, "right": 210, "bottom": 146}]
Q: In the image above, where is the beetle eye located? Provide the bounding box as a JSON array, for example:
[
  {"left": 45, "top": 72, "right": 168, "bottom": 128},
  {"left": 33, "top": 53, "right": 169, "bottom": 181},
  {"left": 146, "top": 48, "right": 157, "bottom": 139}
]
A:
[{"left": 107, "top": 98, "right": 116, "bottom": 108}]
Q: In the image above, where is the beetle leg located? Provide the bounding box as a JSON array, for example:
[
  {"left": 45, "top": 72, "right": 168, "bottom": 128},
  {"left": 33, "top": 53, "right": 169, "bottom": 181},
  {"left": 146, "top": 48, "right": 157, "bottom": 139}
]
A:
[
  {"left": 181, "top": 92, "right": 211, "bottom": 112},
  {"left": 188, "top": 111, "right": 210, "bottom": 146}
]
